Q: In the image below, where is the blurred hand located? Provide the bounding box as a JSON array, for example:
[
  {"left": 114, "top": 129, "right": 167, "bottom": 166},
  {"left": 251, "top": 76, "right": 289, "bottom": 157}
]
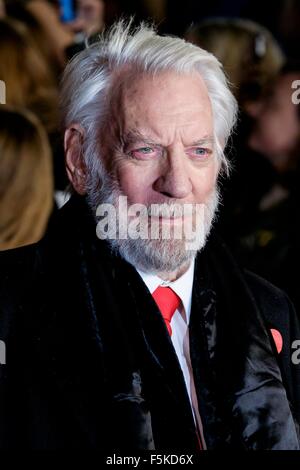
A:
[{"left": 69, "top": 0, "right": 105, "bottom": 35}]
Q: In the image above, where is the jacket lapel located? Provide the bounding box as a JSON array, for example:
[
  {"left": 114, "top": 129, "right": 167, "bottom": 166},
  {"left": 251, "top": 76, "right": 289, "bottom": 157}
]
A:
[
  {"left": 118, "top": 260, "right": 197, "bottom": 431},
  {"left": 189, "top": 254, "right": 234, "bottom": 449}
]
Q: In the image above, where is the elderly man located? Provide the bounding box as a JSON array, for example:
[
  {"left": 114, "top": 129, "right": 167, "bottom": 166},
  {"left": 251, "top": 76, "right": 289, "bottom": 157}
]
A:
[{"left": 0, "top": 21, "right": 300, "bottom": 450}]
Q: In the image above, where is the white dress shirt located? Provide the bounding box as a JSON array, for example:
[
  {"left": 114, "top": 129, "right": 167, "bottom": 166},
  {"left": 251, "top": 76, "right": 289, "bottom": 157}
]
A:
[{"left": 136, "top": 260, "right": 206, "bottom": 449}]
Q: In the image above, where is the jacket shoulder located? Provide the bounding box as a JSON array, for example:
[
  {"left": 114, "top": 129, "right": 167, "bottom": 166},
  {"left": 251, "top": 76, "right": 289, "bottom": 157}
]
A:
[{"left": 244, "top": 270, "right": 297, "bottom": 329}]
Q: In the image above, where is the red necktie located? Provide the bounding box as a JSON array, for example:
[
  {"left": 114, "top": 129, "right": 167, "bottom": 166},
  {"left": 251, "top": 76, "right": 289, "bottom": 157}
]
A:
[
  {"left": 152, "top": 286, "right": 181, "bottom": 335},
  {"left": 152, "top": 285, "right": 203, "bottom": 450}
]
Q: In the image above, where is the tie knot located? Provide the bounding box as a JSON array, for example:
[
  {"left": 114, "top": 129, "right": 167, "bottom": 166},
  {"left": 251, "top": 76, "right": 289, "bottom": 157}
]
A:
[{"left": 152, "top": 286, "right": 181, "bottom": 335}]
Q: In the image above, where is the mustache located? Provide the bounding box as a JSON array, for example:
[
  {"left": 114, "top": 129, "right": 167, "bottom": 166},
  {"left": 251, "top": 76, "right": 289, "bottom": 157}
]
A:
[{"left": 147, "top": 203, "right": 197, "bottom": 218}]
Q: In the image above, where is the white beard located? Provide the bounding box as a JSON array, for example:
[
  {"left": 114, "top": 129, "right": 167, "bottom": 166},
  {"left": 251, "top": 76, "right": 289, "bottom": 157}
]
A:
[{"left": 87, "top": 166, "right": 220, "bottom": 274}]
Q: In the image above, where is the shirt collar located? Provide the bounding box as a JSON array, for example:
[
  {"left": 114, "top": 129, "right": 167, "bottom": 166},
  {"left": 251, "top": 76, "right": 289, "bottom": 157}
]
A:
[{"left": 136, "top": 259, "right": 195, "bottom": 322}]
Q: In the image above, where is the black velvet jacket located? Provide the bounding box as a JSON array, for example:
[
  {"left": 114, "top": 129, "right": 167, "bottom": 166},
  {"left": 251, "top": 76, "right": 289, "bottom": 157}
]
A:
[{"left": 0, "top": 195, "right": 299, "bottom": 450}]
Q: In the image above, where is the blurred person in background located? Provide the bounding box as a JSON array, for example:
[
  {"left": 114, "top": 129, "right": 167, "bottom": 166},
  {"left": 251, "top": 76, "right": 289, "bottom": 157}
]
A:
[
  {"left": 70, "top": 0, "right": 105, "bottom": 36},
  {"left": 0, "top": 17, "right": 68, "bottom": 189},
  {"left": 0, "top": 108, "right": 54, "bottom": 250},
  {"left": 0, "top": 18, "right": 59, "bottom": 133},
  {"left": 5, "top": 1, "right": 65, "bottom": 81},
  {"left": 25, "top": 0, "right": 74, "bottom": 67},
  {"left": 4, "top": 0, "right": 74, "bottom": 67},
  {"left": 185, "top": 18, "right": 284, "bottom": 105},
  {"left": 66, "top": 0, "right": 105, "bottom": 59},
  {"left": 239, "top": 63, "right": 300, "bottom": 310},
  {"left": 248, "top": 64, "right": 300, "bottom": 176}
]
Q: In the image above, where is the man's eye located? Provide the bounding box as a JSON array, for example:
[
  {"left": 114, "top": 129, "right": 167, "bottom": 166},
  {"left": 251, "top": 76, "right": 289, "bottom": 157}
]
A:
[
  {"left": 188, "top": 147, "right": 212, "bottom": 158},
  {"left": 138, "top": 147, "right": 153, "bottom": 154},
  {"left": 129, "top": 146, "right": 158, "bottom": 159},
  {"left": 195, "top": 148, "right": 206, "bottom": 155}
]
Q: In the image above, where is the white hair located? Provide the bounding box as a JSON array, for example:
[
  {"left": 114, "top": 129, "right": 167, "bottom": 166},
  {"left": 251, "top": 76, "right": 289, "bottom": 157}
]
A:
[{"left": 60, "top": 19, "right": 238, "bottom": 180}]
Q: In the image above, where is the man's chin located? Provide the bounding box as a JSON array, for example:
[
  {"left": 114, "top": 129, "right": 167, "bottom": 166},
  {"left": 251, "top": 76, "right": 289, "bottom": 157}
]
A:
[{"left": 110, "top": 237, "right": 200, "bottom": 274}]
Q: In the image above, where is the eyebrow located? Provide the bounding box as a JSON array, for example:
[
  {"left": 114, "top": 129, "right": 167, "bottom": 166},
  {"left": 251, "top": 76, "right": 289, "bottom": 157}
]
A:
[
  {"left": 122, "top": 130, "right": 158, "bottom": 146},
  {"left": 189, "top": 137, "right": 215, "bottom": 146},
  {"left": 122, "top": 129, "right": 215, "bottom": 147}
]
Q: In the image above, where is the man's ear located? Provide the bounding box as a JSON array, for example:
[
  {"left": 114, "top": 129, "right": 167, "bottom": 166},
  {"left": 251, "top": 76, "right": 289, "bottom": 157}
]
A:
[{"left": 64, "top": 124, "right": 87, "bottom": 195}]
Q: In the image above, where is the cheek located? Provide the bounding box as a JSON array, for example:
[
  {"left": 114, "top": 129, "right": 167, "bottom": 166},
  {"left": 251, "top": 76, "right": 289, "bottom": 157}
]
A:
[
  {"left": 116, "top": 164, "right": 153, "bottom": 203},
  {"left": 192, "top": 164, "right": 218, "bottom": 200}
]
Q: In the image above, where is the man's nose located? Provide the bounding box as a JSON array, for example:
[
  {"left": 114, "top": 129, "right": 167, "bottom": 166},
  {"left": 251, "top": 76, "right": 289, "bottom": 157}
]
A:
[{"left": 153, "top": 151, "right": 192, "bottom": 199}]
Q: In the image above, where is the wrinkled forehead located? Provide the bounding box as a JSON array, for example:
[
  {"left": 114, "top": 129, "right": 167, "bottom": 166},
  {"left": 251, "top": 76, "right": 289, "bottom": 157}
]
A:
[{"left": 109, "top": 70, "right": 213, "bottom": 137}]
